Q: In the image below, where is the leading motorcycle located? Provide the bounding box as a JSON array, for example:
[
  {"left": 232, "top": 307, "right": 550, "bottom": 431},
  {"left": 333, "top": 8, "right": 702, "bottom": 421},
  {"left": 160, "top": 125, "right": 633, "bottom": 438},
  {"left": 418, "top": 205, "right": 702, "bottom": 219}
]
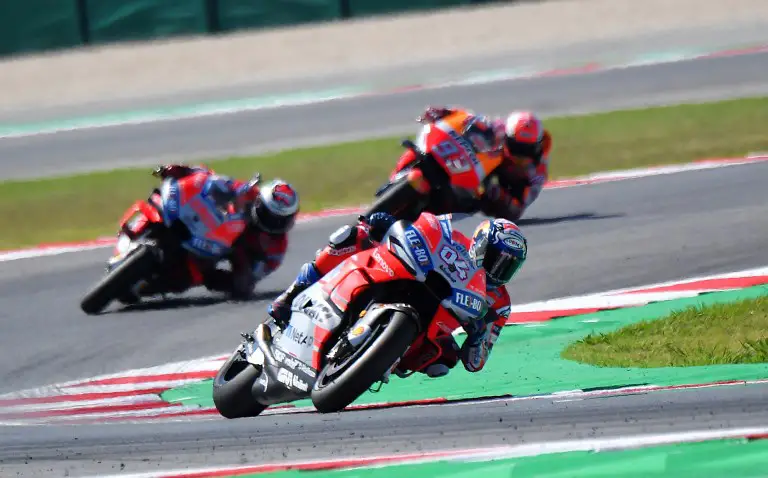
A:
[
  {"left": 79, "top": 172, "right": 255, "bottom": 315},
  {"left": 364, "top": 110, "right": 505, "bottom": 222},
  {"left": 212, "top": 212, "right": 486, "bottom": 418}
]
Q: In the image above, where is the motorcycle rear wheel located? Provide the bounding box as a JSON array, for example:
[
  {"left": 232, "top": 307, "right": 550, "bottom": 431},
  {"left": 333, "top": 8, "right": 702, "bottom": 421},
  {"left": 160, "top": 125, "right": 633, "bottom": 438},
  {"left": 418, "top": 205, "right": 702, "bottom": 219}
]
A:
[
  {"left": 80, "top": 245, "right": 157, "bottom": 315},
  {"left": 310, "top": 310, "right": 419, "bottom": 413}
]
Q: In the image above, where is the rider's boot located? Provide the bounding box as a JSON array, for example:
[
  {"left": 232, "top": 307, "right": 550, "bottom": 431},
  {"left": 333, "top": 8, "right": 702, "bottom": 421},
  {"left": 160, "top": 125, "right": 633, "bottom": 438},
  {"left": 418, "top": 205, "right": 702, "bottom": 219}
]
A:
[
  {"left": 423, "top": 363, "right": 451, "bottom": 378},
  {"left": 267, "top": 262, "right": 321, "bottom": 328}
]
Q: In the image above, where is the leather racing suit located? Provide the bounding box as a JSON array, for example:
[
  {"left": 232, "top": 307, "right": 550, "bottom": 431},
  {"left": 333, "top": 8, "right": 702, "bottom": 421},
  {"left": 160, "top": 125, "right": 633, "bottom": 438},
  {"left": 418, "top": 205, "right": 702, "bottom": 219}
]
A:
[
  {"left": 269, "top": 213, "right": 512, "bottom": 377},
  {"left": 155, "top": 164, "right": 288, "bottom": 299},
  {"left": 409, "top": 106, "right": 552, "bottom": 222}
]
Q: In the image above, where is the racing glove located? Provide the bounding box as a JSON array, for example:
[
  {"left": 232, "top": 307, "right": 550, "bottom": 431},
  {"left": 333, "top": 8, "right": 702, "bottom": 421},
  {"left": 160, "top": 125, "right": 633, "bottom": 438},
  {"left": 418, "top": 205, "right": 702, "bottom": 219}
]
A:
[
  {"left": 460, "top": 305, "right": 498, "bottom": 372},
  {"left": 417, "top": 106, "right": 455, "bottom": 124},
  {"left": 152, "top": 164, "right": 210, "bottom": 179},
  {"left": 360, "top": 212, "right": 397, "bottom": 242}
]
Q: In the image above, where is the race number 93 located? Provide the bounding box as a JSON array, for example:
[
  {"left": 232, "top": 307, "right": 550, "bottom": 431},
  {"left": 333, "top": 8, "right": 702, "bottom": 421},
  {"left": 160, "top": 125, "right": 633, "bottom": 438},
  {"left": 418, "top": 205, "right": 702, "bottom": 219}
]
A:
[{"left": 433, "top": 140, "right": 472, "bottom": 174}]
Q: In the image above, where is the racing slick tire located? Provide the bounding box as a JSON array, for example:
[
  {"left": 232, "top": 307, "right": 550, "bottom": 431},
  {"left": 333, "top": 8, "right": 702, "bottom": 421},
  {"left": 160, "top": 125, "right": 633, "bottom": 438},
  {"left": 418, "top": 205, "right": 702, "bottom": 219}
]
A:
[
  {"left": 212, "top": 351, "right": 268, "bottom": 419},
  {"left": 80, "top": 244, "right": 157, "bottom": 315},
  {"left": 310, "top": 310, "right": 419, "bottom": 413}
]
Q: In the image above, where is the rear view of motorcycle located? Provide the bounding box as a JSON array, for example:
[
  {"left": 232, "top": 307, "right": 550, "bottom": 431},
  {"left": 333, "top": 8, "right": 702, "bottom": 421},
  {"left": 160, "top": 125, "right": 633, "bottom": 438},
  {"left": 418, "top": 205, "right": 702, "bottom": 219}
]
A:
[
  {"left": 212, "top": 213, "right": 481, "bottom": 418},
  {"left": 79, "top": 172, "right": 247, "bottom": 314}
]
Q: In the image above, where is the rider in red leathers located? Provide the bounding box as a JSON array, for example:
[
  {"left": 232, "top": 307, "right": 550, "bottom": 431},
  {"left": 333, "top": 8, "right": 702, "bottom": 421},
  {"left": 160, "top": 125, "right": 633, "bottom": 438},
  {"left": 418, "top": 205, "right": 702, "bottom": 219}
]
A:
[
  {"left": 149, "top": 164, "right": 300, "bottom": 300},
  {"left": 268, "top": 212, "right": 527, "bottom": 378},
  {"left": 401, "top": 106, "right": 552, "bottom": 222}
]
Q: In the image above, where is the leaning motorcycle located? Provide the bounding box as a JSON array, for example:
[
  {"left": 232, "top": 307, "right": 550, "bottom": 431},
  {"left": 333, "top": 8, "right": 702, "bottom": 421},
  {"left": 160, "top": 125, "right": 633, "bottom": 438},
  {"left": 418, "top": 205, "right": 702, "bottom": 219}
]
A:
[
  {"left": 213, "top": 212, "right": 484, "bottom": 418},
  {"left": 364, "top": 111, "right": 505, "bottom": 221},
  {"left": 79, "top": 172, "right": 252, "bottom": 315}
]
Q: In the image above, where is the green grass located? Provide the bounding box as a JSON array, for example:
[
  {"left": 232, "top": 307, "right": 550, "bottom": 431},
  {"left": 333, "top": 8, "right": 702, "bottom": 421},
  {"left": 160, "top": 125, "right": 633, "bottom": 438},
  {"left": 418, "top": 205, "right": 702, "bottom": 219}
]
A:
[
  {"left": 561, "top": 295, "right": 768, "bottom": 367},
  {"left": 4, "top": 96, "right": 768, "bottom": 249}
]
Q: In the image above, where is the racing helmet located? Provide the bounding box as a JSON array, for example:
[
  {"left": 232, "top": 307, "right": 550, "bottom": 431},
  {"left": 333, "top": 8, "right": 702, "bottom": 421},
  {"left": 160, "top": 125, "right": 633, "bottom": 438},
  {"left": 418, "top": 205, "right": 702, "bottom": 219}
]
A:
[
  {"left": 468, "top": 218, "right": 527, "bottom": 288},
  {"left": 504, "top": 111, "right": 545, "bottom": 163},
  {"left": 250, "top": 179, "right": 300, "bottom": 234}
]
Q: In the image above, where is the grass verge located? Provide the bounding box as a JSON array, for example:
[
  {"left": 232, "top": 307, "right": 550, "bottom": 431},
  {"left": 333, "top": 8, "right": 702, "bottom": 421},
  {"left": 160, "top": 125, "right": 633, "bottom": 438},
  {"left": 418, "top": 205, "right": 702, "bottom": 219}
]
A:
[
  {"left": 4, "top": 95, "right": 768, "bottom": 249},
  {"left": 561, "top": 295, "right": 768, "bottom": 367}
]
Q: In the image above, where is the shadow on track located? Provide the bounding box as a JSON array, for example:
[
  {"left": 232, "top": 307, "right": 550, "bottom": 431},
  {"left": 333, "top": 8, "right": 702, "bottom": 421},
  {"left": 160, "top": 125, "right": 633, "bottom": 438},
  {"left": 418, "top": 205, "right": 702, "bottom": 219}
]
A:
[
  {"left": 517, "top": 212, "right": 624, "bottom": 226},
  {"left": 111, "top": 289, "right": 283, "bottom": 314}
]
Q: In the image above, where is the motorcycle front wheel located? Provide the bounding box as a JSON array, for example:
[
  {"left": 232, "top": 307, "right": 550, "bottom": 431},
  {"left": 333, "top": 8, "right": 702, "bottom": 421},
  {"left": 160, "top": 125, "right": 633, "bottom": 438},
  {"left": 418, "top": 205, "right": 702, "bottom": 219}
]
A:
[
  {"left": 80, "top": 244, "right": 157, "bottom": 315},
  {"left": 310, "top": 310, "right": 419, "bottom": 414},
  {"left": 212, "top": 351, "right": 267, "bottom": 419}
]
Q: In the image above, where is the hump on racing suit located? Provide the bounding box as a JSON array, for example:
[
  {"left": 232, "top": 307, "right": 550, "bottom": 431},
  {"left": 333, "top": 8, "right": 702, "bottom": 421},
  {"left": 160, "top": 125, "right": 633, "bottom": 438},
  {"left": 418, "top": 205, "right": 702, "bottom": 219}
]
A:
[
  {"left": 162, "top": 170, "right": 248, "bottom": 257},
  {"left": 407, "top": 212, "right": 490, "bottom": 323}
]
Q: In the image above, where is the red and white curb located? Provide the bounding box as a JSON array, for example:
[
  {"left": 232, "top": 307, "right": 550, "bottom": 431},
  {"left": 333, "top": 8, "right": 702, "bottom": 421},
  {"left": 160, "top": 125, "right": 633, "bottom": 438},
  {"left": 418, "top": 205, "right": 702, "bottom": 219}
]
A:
[
  {"left": 507, "top": 264, "right": 768, "bottom": 324},
  {"left": 97, "top": 426, "right": 768, "bottom": 478},
  {"left": 0, "top": 153, "right": 766, "bottom": 263},
  {"left": 0, "top": 206, "right": 367, "bottom": 262},
  {"left": 1, "top": 266, "right": 766, "bottom": 426}
]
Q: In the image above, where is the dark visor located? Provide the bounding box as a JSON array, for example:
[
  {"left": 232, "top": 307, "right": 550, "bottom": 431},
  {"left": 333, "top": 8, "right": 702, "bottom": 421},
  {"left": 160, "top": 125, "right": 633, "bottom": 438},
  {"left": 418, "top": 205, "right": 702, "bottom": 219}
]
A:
[
  {"left": 255, "top": 203, "right": 295, "bottom": 234},
  {"left": 484, "top": 247, "right": 523, "bottom": 284}
]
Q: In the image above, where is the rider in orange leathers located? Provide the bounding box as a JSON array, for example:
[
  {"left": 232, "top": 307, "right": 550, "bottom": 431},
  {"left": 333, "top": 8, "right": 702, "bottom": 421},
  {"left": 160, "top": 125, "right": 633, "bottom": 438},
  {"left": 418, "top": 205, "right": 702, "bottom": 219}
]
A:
[{"left": 394, "top": 106, "right": 552, "bottom": 221}]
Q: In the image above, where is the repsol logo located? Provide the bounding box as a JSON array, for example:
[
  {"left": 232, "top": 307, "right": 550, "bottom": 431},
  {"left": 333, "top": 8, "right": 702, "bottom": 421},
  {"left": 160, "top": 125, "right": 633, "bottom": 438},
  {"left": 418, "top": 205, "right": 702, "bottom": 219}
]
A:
[{"left": 447, "top": 129, "right": 479, "bottom": 165}]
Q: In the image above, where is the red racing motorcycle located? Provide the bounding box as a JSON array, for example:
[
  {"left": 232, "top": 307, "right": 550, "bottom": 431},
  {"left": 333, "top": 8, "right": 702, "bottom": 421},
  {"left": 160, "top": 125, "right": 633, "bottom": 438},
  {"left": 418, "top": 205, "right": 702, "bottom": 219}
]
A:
[
  {"left": 364, "top": 109, "right": 505, "bottom": 221},
  {"left": 79, "top": 172, "right": 252, "bottom": 315},
  {"left": 212, "top": 212, "right": 487, "bottom": 418}
]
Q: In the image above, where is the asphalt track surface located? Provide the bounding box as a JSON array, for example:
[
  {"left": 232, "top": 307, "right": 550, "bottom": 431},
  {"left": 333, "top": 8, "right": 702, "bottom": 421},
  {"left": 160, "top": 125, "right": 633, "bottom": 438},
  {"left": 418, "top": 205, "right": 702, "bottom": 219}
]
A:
[
  {"left": 1, "top": 160, "right": 768, "bottom": 476},
  {"left": 2, "top": 383, "right": 767, "bottom": 476},
  {"left": 1, "top": 40, "right": 768, "bottom": 475},
  {"left": 1, "top": 50, "right": 768, "bottom": 180}
]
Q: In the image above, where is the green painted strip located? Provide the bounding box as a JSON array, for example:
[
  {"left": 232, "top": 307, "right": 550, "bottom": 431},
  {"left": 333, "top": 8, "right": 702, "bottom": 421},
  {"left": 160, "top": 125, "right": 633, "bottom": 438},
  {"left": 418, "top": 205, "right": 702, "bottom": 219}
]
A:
[
  {"left": 1, "top": 45, "right": 759, "bottom": 139},
  {"left": 160, "top": 285, "right": 768, "bottom": 408},
  {"left": 218, "top": 438, "right": 768, "bottom": 477},
  {"left": 0, "top": 87, "right": 367, "bottom": 138}
]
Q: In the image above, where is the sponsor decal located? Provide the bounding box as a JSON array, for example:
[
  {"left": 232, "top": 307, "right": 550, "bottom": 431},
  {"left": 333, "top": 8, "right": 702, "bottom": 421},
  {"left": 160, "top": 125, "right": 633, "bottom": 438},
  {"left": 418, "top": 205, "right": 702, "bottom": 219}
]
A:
[
  {"left": 189, "top": 237, "right": 224, "bottom": 256},
  {"left": 328, "top": 245, "right": 357, "bottom": 256},
  {"left": 373, "top": 248, "right": 395, "bottom": 276},
  {"left": 447, "top": 129, "right": 480, "bottom": 166},
  {"left": 274, "top": 348, "right": 315, "bottom": 376},
  {"left": 277, "top": 368, "right": 309, "bottom": 392},
  {"left": 284, "top": 324, "right": 314, "bottom": 348},
  {"left": 350, "top": 325, "right": 366, "bottom": 338},
  {"left": 405, "top": 228, "right": 431, "bottom": 267},
  {"left": 164, "top": 181, "right": 179, "bottom": 216},
  {"left": 454, "top": 290, "right": 485, "bottom": 313}
]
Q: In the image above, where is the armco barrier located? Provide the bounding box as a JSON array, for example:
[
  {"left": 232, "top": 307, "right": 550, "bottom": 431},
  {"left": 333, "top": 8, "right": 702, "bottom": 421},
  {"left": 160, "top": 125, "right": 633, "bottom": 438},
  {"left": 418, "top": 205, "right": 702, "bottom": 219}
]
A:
[
  {"left": 0, "top": 0, "right": 500, "bottom": 58},
  {"left": 345, "top": 0, "right": 473, "bottom": 17},
  {"left": 216, "top": 0, "right": 343, "bottom": 32},
  {"left": 84, "top": 0, "right": 209, "bottom": 45},
  {"left": 0, "top": 0, "right": 82, "bottom": 57}
]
